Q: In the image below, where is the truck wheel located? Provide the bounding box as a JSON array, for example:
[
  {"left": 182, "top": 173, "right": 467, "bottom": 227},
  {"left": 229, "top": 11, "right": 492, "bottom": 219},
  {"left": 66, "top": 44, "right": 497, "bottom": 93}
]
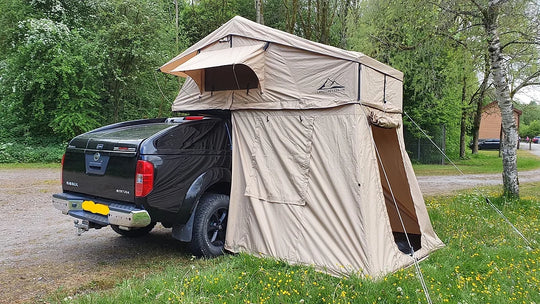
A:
[
  {"left": 190, "top": 193, "right": 230, "bottom": 258},
  {"left": 110, "top": 222, "right": 156, "bottom": 237}
]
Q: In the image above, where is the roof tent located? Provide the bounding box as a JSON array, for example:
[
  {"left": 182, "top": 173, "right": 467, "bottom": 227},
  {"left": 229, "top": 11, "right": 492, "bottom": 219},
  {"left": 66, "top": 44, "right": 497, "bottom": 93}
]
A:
[{"left": 161, "top": 16, "right": 444, "bottom": 277}]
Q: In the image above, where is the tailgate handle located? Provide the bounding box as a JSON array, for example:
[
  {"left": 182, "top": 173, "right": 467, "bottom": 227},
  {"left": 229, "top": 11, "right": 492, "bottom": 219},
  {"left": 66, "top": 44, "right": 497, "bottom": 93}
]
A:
[
  {"left": 85, "top": 154, "right": 110, "bottom": 175},
  {"left": 89, "top": 162, "right": 102, "bottom": 170}
]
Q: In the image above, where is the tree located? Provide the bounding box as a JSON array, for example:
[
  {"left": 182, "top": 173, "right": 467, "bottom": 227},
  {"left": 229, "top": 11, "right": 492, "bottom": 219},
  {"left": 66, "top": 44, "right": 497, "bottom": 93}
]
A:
[
  {"left": 255, "top": 0, "right": 264, "bottom": 24},
  {"left": 347, "top": 0, "right": 467, "bottom": 162},
  {"left": 438, "top": 0, "right": 540, "bottom": 197},
  {"left": 96, "top": 0, "right": 179, "bottom": 122},
  {"left": 180, "top": 0, "right": 256, "bottom": 45},
  {"left": 266, "top": 0, "right": 351, "bottom": 47},
  {"left": 0, "top": 18, "right": 102, "bottom": 140},
  {"left": 516, "top": 101, "right": 540, "bottom": 125},
  {"left": 519, "top": 120, "right": 540, "bottom": 138}
]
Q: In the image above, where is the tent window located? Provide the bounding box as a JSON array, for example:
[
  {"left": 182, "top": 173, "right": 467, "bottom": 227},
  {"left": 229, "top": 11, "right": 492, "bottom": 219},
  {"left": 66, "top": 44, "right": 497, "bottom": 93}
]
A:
[
  {"left": 245, "top": 115, "right": 314, "bottom": 205},
  {"left": 205, "top": 64, "right": 259, "bottom": 92},
  {"left": 371, "top": 125, "right": 422, "bottom": 254}
]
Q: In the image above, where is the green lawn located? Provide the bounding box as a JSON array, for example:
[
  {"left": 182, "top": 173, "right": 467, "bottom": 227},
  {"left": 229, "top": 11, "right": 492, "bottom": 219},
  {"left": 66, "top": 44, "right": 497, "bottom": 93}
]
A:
[
  {"left": 50, "top": 183, "right": 539, "bottom": 304},
  {"left": 4, "top": 151, "right": 537, "bottom": 303},
  {"left": 0, "top": 162, "right": 61, "bottom": 169},
  {"left": 413, "top": 150, "right": 540, "bottom": 176}
]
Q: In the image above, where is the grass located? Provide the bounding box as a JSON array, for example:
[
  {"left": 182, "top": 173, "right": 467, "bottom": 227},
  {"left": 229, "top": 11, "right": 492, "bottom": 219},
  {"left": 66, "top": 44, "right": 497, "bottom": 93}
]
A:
[
  {"left": 412, "top": 149, "right": 540, "bottom": 175},
  {"left": 48, "top": 183, "right": 539, "bottom": 304},
  {"left": 3, "top": 148, "right": 535, "bottom": 303},
  {"left": 0, "top": 162, "right": 61, "bottom": 169}
]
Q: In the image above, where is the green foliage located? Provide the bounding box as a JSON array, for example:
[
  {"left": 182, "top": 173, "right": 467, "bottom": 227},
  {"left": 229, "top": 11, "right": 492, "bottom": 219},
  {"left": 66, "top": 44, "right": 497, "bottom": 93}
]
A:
[
  {"left": 0, "top": 139, "right": 64, "bottom": 163},
  {"left": 412, "top": 150, "right": 540, "bottom": 176},
  {"left": 50, "top": 191, "right": 539, "bottom": 303},
  {"left": 0, "top": 18, "right": 103, "bottom": 140},
  {"left": 347, "top": 0, "right": 472, "bottom": 160},
  {"left": 263, "top": 0, "right": 351, "bottom": 48},
  {"left": 0, "top": 0, "right": 180, "bottom": 144},
  {"left": 0, "top": 0, "right": 30, "bottom": 56},
  {"left": 180, "top": 0, "right": 255, "bottom": 46},
  {"left": 520, "top": 120, "right": 540, "bottom": 138},
  {"left": 95, "top": 0, "right": 178, "bottom": 122},
  {"left": 516, "top": 101, "right": 540, "bottom": 125}
]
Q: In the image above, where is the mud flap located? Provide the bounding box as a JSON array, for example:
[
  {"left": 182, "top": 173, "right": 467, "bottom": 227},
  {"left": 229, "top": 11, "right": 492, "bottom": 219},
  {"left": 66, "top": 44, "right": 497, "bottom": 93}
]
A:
[{"left": 172, "top": 209, "right": 196, "bottom": 242}]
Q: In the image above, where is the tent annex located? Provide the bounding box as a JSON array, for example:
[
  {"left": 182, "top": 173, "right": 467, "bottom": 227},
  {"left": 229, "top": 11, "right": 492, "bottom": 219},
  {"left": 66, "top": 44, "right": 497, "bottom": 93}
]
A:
[{"left": 160, "top": 16, "right": 444, "bottom": 277}]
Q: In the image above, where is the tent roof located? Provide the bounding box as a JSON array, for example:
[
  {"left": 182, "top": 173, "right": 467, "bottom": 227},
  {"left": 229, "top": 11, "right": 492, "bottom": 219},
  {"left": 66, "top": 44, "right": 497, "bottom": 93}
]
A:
[{"left": 160, "top": 16, "right": 403, "bottom": 81}]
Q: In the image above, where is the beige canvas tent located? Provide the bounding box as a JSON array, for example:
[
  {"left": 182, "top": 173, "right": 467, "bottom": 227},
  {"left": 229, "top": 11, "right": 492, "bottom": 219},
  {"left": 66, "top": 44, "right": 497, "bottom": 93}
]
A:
[{"left": 161, "top": 16, "right": 444, "bottom": 277}]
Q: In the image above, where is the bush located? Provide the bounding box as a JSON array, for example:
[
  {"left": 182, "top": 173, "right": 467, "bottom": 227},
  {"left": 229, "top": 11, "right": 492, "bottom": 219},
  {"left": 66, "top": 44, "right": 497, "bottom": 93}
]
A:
[{"left": 0, "top": 139, "right": 65, "bottom": 163}]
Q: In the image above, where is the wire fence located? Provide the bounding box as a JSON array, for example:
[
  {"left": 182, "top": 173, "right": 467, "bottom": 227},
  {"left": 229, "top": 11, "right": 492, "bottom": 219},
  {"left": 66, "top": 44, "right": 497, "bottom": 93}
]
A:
[{"left": 404, "top": 124, "right": 447, "bottom": 165}]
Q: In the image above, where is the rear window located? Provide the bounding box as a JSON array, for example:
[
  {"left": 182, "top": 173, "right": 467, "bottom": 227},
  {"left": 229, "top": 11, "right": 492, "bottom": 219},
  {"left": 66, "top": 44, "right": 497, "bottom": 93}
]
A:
[{"left": 89, "top": 124, "right": 173, "bottom": 141}]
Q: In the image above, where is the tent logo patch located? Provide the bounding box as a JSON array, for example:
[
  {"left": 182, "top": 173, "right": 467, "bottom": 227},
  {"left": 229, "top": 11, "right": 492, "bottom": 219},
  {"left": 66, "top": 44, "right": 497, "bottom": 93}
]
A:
[{"left": 317, "top": 78, "right": 345, "bottom": 93}]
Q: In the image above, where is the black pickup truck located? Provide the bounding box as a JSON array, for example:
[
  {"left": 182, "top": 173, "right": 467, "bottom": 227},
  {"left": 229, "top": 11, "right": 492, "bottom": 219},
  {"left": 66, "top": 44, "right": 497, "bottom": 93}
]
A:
[{"left": 52, "top": 115, "right": 232, "bottom": 257}]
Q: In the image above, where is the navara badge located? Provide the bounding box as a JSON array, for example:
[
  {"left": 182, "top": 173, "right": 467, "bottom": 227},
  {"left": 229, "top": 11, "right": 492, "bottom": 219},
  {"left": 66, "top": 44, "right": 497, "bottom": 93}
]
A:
[{"left": 93, "top": 152, "right": 101, "bottom": 161}]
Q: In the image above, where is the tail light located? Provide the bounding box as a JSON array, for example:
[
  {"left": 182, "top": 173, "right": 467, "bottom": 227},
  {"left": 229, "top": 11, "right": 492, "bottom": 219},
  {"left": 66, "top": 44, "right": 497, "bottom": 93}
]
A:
[
  {"left": 184, "top": 116, "right": 204, "bottom": 120},
  {"left": 61, "top": 154, "right": 65, "bottom": 184},
  {"left": 135, "top": 160, "right": 154, "bottom": 197}
]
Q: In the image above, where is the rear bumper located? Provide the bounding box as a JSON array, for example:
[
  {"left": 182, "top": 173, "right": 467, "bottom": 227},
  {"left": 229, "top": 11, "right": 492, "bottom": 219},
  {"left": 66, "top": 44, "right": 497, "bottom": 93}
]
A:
[{"left": 52, "top": 192, "right": 152, "bottom": 228}]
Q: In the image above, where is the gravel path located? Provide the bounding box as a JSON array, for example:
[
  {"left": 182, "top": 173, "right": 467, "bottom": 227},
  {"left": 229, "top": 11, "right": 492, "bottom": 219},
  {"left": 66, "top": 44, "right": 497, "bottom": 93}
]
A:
[
  {"left": 0, "top": 144, "right": 538, "bottom": 303},
  {"left": 418, "top": 143, "right": 540, "bottom": 195},
  {"left": 0, "top": 168, "right": 182, "bottom": 304}
]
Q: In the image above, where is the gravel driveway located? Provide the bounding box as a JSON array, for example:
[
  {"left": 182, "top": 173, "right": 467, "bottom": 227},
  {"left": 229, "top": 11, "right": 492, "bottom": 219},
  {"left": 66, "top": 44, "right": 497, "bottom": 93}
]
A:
[
  {"left": 418, "top": 142, "right": 540, "bottom": 195},
  {"left": 1, "top": 145, "right": 539, "bottom": 303},
  {"left": 0, "top": 168, "right": 186, "bottom": 304}
]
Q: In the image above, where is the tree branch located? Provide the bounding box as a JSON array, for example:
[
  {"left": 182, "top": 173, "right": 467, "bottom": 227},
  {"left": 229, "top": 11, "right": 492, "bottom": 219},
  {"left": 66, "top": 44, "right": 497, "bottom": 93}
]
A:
[
  {"left": 428, "top": 0, "right": 481, "bottom": 18},
  {"left": 510, "top": 70, "right": 540, "bottom": 98},
  {"left": 501, "top": 40, "right": 540, "bottom": 51}
]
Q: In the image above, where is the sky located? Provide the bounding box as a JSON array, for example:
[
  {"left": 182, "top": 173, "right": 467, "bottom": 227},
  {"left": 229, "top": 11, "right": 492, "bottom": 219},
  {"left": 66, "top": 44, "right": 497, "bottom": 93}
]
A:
[{"left": 515, "top": 86, "right": 540, "bottom": 104}]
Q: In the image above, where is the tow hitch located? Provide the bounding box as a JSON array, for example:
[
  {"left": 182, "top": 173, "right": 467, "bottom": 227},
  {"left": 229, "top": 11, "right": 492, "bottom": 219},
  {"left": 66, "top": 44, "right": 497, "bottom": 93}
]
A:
[{"left": 74, "top": 219, "right": 89, "bottom": 236}]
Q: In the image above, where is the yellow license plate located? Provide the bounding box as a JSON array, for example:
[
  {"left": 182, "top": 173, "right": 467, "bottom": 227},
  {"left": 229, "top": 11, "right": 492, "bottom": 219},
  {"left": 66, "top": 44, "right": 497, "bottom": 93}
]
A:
[{"left": 82, "top": 200, "right": 110, "bottom": 216}]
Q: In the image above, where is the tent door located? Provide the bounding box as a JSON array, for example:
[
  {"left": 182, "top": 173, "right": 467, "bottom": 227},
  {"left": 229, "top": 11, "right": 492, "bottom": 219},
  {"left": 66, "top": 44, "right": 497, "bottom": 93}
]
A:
[{"left": 370, "top": 125, "right": 422, "bottom": 254}]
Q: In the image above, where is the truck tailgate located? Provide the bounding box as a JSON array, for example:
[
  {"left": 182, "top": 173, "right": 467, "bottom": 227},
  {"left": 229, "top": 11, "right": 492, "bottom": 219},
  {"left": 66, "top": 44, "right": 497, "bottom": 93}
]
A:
[{"left": 61, "top": 123, "right": 172, "bottom": 202}]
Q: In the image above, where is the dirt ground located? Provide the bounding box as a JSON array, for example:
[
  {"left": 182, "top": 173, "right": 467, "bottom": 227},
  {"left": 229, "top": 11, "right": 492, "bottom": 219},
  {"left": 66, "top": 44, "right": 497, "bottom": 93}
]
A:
[
  {"left": 1, "top": 145, "right": 539, "bottom": 303},
  {"left": 419, "top": 143, "right": 540, "bottom": 195},
  {"left": 0, "top": 168, "right": 189, "bottom": 304}
]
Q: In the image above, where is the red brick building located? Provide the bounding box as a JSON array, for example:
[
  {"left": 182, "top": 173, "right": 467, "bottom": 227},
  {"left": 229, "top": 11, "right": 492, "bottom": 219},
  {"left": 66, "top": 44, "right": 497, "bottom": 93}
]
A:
[{"left": 479, "top": 101, "right": 522, "bottom": 139}]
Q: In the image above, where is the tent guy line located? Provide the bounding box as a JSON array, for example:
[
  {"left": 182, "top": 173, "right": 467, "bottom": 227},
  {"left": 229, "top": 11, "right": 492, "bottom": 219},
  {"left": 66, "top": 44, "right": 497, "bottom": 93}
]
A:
[
  {"left": 362, "top": 105, "right": 433, "bottom": 304},
  {"left": 403, "top": 111, "right": 533, "bottom": 249}
]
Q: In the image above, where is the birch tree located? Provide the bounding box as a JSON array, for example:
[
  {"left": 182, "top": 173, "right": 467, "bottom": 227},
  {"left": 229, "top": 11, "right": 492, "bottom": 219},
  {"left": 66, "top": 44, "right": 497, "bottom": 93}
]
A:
[{"left": 439, "top": 0, "right": 540, "bottom": 197}]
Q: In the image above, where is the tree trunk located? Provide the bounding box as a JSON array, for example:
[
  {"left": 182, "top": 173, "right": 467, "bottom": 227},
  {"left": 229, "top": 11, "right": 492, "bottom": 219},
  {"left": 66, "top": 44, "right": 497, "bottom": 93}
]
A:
[
  {"left": 459, "top": 73, "right": 467, "bottom": 158},
  {"left": 283, "top": 0, "right": 299, "bottom": 33},
  {"left": 459, "top": 109, "right": 467, "bottom": 158},
  {"left": 471, "top": 98, "right": 482, "bottom": 154},
  {"left": 485, "top": 1, "right": 519, "bottom": 197},
  {"left": 255, "top": 0, "right": 264, "bottom": 25},
  {"left": 471, "top": 54, "right": 490, "bottom": 155}
]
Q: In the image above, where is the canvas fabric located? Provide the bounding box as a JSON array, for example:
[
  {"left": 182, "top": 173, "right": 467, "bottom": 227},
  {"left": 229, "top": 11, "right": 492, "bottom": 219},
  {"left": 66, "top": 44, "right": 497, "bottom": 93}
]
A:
[
  {"left": 161, "top": 16, "right": 403, "bottom": 113},
  {"left": 225, "top": 105, "right": 444, "bottom": 277},
  {"left": 161, "top": 16, "right": 444, "bottom": 277}
]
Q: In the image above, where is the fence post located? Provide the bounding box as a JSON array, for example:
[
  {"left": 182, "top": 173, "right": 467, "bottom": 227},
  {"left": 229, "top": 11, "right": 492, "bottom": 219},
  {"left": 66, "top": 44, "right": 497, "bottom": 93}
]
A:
[
  {"left": 441, "top": 124, "right": 446, "bottom": 165},
  {"left": 417, "top": 137, "right": 421, "bottom": 162}
]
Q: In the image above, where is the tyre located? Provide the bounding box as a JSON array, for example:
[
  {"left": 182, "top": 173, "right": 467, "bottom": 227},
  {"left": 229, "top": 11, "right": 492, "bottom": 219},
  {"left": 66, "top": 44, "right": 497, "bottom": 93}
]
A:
[
  {"left": 110, "top": 222, "right": 156, "bottom": 237},
  {"left": 190, "top": 193, "right": 230, "bottom": 258}
]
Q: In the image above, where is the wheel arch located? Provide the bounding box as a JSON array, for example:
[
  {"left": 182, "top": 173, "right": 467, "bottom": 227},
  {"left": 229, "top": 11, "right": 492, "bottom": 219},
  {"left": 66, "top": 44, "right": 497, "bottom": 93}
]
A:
[{"left": 172, "top": 167, "right": 231, "bottom": 242}]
